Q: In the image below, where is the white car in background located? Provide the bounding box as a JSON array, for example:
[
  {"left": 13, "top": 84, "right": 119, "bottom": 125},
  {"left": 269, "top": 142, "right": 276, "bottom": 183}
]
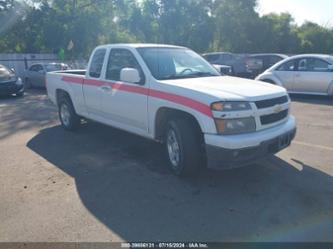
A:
[{"left": 256, "top": 54, "right": 333, "bottom": 96}]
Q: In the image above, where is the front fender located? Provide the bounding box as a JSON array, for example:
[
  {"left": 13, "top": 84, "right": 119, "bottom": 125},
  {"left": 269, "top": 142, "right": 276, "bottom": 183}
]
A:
[
  {"left": 149, "top": 100, "right": 217, "bottom": 138},
  {"left": 257, "top": 73, "right": 283, "bottom": 86}
]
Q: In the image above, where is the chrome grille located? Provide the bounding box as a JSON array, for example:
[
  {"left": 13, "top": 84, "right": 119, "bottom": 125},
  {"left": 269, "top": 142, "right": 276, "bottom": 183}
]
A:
[
  {"left": 255, "top": 96, "right": 289, "bottom": 109},
  {"left": 260, "top": 110, "right": 289, "bottom": 125}
]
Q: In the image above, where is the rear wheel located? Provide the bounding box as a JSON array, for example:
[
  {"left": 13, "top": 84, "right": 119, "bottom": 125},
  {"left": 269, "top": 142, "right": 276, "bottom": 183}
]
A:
[
  {"left": 58, "top": 96, "right": 80, "bottom": 131},
  {"left": 165, "top": 118, "right": 205, "bottom": 176},
  {"left": 16, "top": 91, "right": 24, "bottom": 97}
]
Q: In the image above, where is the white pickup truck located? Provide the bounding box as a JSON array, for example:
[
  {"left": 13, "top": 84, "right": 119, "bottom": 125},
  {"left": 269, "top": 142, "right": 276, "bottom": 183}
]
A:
[{"left": 47, "top": 44, "right": 296, "bottom": 176}]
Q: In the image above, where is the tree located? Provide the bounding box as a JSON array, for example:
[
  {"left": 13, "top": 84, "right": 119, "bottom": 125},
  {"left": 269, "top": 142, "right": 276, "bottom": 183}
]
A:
[
  {"left": 297, "top": 22, "right": 333, "bottom": 54},
  {"left": 211, "top": 0, "right": 262, "bottom": 52},
  {"left": 1, "top": 0, "right": 333, "bottom": 56},
  {"left": 257, "top": 13, "right": 300, "bottom": 53},
  {"left": 0, "top": 0, "right": 14, "bottom": 11}
]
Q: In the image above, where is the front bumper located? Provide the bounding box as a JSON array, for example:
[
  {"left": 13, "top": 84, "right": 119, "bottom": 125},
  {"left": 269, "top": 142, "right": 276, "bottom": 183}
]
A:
[
  {"left": 205, "top": 116, "right": 297, "bottom": 169},
  {"left": 0, "top": 81, "right": 24, "bottom": 95}
]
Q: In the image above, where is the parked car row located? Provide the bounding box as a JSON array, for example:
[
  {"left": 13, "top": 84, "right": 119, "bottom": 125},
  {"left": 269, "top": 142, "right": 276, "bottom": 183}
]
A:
[
  {"left": 25, "top": 62, "right": 70, "bottom": 88},
  {"left": 203, "top": 52, "right": 288, "bottom": 78},
  {"left": 0, "top": 62, "right": 72, "bottom": 97},
  {"left": 203, "top": 51, "right": 333, "bottom": 96}
]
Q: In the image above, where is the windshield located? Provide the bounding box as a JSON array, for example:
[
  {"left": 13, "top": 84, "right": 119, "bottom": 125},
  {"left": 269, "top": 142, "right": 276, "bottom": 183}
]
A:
[
  {"left": 0, "top": 65, "right": 15, "bottom": 81},
  {"left": 137, "top": 47, "right": 220, "bottom": 80}
]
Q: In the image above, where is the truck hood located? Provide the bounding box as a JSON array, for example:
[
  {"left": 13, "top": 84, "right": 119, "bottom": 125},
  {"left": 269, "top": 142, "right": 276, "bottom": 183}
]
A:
[{"left": 159, "top": 76, "right": 287, "bottom": 101}]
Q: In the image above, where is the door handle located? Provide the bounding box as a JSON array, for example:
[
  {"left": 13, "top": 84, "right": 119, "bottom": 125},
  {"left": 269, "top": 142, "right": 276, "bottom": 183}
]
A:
[{"left": 100, "top": 85, "right": 112, "bottom": 92}]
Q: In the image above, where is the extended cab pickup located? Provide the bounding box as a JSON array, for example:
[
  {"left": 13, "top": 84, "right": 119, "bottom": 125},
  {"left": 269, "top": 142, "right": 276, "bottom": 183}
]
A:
[{"left": 47, "top": 44, "right": 296, "bottom": 176}]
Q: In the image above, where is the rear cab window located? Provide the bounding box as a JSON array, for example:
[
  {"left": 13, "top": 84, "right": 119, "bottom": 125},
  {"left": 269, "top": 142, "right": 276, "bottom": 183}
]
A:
[{"left": 89, "top": 48, "right": 106, "bottom": 78}]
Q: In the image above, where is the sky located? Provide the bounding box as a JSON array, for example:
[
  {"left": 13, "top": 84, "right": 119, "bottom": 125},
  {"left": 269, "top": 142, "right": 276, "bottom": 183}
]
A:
[{"left": 257, "top": 0, "right": 333, "bottom": 27}]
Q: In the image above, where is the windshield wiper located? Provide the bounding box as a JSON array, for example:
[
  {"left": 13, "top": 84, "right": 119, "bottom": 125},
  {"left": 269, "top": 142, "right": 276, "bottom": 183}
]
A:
[
  {"left": 160, "top": 72, "right": 217, "bottom": 80},
  {"left": 160, "top": 74, "right": 190, "bottom": 80},
  {"left": 187, "top": 72, "right": 218, "bottom": 77}
]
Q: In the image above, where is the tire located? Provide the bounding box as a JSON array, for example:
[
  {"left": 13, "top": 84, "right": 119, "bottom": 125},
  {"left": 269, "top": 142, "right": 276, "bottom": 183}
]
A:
[
  {"left": 164, "top": 118, "right": 205, "bottom": 176},
  {"left": 16, "top": 91, "right": 24, "bottom": 97},
  {"left": 58, "top": 96, "right": 81, "bottom": 131}
]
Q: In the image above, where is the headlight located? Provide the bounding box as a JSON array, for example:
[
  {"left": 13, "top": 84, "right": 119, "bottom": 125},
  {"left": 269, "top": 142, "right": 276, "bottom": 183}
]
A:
[
  {"left": 211, "top": 101, "right": 251, "bottom": 112},
  {"left": 215, "top": 117, "right": 256, "bottom": 135},
  {"left": 15, "top": 77, "right": 23, "bottom": 86}
]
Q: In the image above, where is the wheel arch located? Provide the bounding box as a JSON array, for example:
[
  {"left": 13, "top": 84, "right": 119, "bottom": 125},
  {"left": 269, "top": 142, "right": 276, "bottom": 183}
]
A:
[
  {"left": 56, "top": 89, "right": 76, "bottom": 111},
  {"left": 258, "top": 75, "right": 283, "bottom": 86},
  {"left": 154, "top": 107, "right": 204, "bottom": 142}
]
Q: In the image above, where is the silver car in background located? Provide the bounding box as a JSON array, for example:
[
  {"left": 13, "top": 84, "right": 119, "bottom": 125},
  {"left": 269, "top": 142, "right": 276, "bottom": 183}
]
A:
[
  {"left": 256, "top": 54, "right": 333, "bottom": 96},
  {"left": 25, "top": 63, "right": 69, "bottom": 88}
]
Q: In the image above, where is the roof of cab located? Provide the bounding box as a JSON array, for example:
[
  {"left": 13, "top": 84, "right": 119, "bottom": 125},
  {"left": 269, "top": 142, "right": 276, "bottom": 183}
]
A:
[{"left": 96, "top": 43, "right": 185, "bottom": 49}]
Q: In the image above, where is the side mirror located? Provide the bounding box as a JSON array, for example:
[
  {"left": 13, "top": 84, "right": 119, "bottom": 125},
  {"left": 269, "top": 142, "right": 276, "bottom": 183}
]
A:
[
  {"left": 11, "top": 68, "right": 16, "bottom": 73},
  {"left": 120, "top": 68, "right": 141, "bottom": 84},
  {"left": 38, "top": 70, "right": 46, "bottom": 75}
]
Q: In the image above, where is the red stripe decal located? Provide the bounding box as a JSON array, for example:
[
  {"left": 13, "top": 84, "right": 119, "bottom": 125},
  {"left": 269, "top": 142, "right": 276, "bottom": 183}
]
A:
[
  {"left": 149, "top": 89, "right": 212, "bottom": 117},
  {"left": 61, "top": 76, "right": 212, "bottom": 117},
  {"left": 85, "top": 78, "right": 105, "bottom": 87},
  {"left": 62, "top": 76, "right": 84, "bottom": 84}
]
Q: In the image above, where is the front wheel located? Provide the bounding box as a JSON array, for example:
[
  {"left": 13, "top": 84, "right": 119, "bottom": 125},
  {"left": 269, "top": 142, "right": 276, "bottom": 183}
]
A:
[
  {"left": 165, "top": 119, "right": 205, "bottom": 176},
  {"left": 58, "top": 97, "right": 80, "bottom": 131}
]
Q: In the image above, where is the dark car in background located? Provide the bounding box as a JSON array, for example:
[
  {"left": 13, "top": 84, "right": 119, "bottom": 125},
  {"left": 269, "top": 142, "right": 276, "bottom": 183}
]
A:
[
  {"left": 25, "top": 63, "right": 69, "bottom": 88},
  {"left": 203, "top": 52, "right": 250, "bottom": 77},
  {"left": 212, "top": 64, "right": 233, "bottom": 75},
  {"left": 246, "top": 53, "right": 288, "bottom": 78},
  {"left": 0, "top": 64, "right": 24, "bottom": 97}
]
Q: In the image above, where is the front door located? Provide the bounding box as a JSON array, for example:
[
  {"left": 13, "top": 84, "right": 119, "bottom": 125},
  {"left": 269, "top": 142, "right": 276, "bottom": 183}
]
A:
[
  {"left": 274, "top": 59, "right": 296, "bottom": 91},
  {"left": 294, "top": 58, "right": 332, "bottom": 94},
  {"left": 101, "top": 48, "right": 148, "bottom": 133}
]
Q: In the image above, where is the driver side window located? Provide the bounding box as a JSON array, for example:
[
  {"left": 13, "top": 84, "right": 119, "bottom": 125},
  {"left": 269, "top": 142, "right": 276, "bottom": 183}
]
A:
[
  {"left": 277, "top": 60, "right": 295, "bottom": 71},
  {"left": 297, "top": 58, "right": 331, "bottom": 72},
  {"left": 105, "top": 49, "right": 145, "bottom": 84}
]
